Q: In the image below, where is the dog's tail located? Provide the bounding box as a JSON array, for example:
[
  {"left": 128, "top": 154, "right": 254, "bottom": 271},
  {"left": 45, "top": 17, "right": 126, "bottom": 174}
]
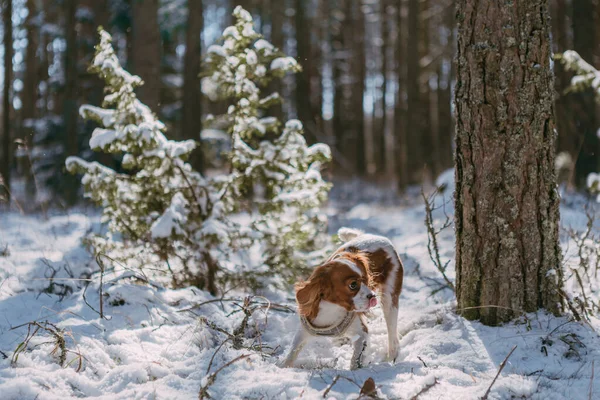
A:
[{"left": 337, "top": 227, "right": 364, "bottom": 242}]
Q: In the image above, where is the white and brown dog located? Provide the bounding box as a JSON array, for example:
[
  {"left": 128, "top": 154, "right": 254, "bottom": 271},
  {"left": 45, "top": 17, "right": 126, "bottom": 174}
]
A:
[{"left": 279, "top": 228, "right": 404, "bottom": 369}]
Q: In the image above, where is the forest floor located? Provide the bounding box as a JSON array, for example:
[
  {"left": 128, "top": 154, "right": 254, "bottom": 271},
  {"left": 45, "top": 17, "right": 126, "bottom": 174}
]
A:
[{"left": 1, "top": 177, "right": 600, "bottom": 399}]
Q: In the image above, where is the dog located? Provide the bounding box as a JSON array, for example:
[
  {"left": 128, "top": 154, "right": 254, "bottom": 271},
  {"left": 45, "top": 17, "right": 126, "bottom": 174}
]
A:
[{"left": 279, "top": 228, "right": 404, "bottom": 369}]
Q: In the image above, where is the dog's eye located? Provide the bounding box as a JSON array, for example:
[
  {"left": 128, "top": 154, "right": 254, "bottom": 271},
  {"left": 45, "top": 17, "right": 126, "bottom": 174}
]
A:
[{"left": 349, "top": 281, "right": 358, "bottom": 290}]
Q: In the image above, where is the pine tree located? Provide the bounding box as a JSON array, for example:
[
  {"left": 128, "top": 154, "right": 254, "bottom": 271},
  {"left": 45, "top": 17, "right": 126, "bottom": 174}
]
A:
[
  {"left": 66, "top": 29, "right": 232, "bottom": 293},
  {"left": 203, "top": 6, "right": 332, "bottom": 281}
]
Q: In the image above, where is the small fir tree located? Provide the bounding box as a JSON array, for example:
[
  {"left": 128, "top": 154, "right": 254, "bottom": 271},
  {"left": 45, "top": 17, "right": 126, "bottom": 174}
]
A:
[
  {"left": 203, "top": 6, "right": 332, "bottom": 280},
  {"left": 66, "top": 29, "right": 234, "bottom": 293}
]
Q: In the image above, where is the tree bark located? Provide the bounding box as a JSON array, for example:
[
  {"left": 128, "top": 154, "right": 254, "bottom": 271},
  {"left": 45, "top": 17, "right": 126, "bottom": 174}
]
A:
[
  {"left": 455, "top": 0, "right": 562, "bottom": 325},
  {"left": 131, "top": 0, "right": 161, "bottom": 110},
  {"left": 1, "top": 0, "right": 12, "bottom": 202},
  {"left": 182, "top": 0, "right": 204, "bottom": 173}
]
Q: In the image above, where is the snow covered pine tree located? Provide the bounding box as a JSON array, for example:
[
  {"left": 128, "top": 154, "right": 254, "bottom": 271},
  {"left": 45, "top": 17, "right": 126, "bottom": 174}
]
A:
[
  {"left": 66, "top": 29, "right": 235, "bottom": 293},
  {"left": 202, "top": 6, "right": 332, "bottom": 283},
  {"left": 67, "top": 7, "right": 332, "bottom": 292}
]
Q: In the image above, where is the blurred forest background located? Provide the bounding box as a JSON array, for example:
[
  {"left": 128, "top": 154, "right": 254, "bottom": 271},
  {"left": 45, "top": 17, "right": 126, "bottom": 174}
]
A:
[{"left": 0, "top": 0, "right": 599, "bottom": 209}]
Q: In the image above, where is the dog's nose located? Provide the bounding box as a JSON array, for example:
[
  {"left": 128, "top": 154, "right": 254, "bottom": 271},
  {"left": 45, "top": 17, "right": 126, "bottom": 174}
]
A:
[{"left": 367, "top": 293, "right": 375, "bottom": 299}]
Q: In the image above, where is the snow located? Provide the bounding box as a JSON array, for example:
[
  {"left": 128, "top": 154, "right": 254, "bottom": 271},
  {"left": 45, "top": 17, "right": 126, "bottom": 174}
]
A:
[
  {"left": 150, "top": 192, "right": 189, "bottom": 238},
  {"left": 207, "top": 45, "right": 226, "bottom": 58},
  {"left": 271, "top": 57, "right": 298, "bottom": 71},
  {"left": 89, "top": 128, "right": 118, "bottom": 150},
  {"left": 2, "top": 185, "right": 600, "bottom": 399},
  {"left": 254, "top": 39, "right": 274, "bottom": 54}
]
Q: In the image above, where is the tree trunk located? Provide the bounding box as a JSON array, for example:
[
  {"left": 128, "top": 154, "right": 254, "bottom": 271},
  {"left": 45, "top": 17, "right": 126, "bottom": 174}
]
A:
[
  {"left": 1, "top": 0, "right": 12, "bottom": 202},
  {"left": 437, "top": 0, "right": 455, "bottom": 172},
  {"left": 405, "top": 0, "right": 421, "bottom": 183},
  {"left": 63, "top": 0, "right": 79, "bottom": 205},
  {"left": 419, "top": 0, "right": 434, "bottom": 180},
  {"left": 394, "top": 0, "right": 408, "bottom": 187},
  {"left": 268, "top": 0, "right": 284, "bottom": 122},
  {"left": 352, "top": 0, "right": 366, "bottom": 174},
  {"left": 571, "top": 0, "right": 599, "bottom": 187},
  {"left": 20, "top": 0, "right": 38, "bottom": 198},
  {"left": 131, "top": 0, "right": 161, "bottom": 110},
  {"left": 295, "top": 0, "right": 315, "bottom": 142},
  {"left": 455, "top": 0, "right": 562, "bottom": 325},
  {"left": 377, "top": 0, "right": 389, "bottom": 175},
  {"left": 333, "top": 0, "right": 348, "bottom": 173},
  {"left": 182, "top": 0, "right": 204, "bottom": 173}
]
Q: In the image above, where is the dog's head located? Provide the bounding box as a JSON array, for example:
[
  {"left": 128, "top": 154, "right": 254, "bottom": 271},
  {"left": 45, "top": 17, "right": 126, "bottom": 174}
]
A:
[{"left": 295, "top": 253, "right": 377, "bottom": 320}]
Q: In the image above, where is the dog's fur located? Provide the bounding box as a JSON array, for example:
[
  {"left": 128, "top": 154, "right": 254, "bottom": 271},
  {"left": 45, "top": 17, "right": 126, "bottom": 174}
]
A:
[{"left": 280, "top": 228, "right": 404, "bottom": 369}]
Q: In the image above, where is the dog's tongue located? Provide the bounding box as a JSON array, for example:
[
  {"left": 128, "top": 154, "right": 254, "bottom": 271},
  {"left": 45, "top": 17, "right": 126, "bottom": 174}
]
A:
[{"left": 369, "top": 297, "right": 378, "bottom": 308}]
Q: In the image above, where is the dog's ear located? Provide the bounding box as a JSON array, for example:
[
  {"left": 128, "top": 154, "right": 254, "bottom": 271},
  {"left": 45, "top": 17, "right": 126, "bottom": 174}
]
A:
[{"left": 295, "top": 266, "right": 331, "bottom": 320}]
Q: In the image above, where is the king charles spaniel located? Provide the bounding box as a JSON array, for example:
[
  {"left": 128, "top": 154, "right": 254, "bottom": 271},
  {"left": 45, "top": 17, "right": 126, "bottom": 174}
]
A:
[{"left": 279, "top": 228, "right": 404, "bottom": 370}]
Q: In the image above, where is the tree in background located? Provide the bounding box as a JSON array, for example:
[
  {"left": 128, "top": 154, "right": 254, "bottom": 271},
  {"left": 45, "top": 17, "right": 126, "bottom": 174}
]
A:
[
  {"left": 454, "top": 0, "right": 562, "bottom": 325},
  {"left": 570, "top": 0, "right": 599, "bottom": 187},
  {"left": 63, "top": 0, "right": 79, "bottom": 205},
  {"left": 1, "top": 0, "right": 12, "bottom": 202},
  {"left": 131, "top": 0, "right": 161, "bottom": 110},
  {"left": 181, "top": 0, "right": 204, "bottom": 172}
]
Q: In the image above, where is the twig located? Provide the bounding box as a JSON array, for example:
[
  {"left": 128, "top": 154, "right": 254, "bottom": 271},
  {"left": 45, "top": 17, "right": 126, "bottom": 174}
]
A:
[
  {"left": 322, "top": 375, "right": 341, "bottom": 398},
  {"left": 410, "top": 378, "right": 439, "bottom": 400},
  {"left": 206, "top": 338, "right": 232, "bottom": 374},
  {"left": 198, "top": 354, "right": 250, "bottom": 399},
  {"left": 417, "top": 356, "right": 428, "bottom": 368},
  {"left": 95, "top": 253, "right": 107, "bottom": 319},
  {"left": 481, "top": 345, "right": 517, "bottom": 400},
  {"left": 590, "top": 360, "right": 595, "bottom": 400},
  {"left": 421, "top": 187, "right": 454, "bottom": 292}
]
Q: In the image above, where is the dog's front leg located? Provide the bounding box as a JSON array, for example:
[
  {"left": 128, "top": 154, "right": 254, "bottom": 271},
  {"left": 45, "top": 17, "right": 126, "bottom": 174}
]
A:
[
  {"left": 279, "top": 328, "right": 309, "bottom": 368},
  {"left": 349, "top": 319, "right": 368, "bottom": 370}
]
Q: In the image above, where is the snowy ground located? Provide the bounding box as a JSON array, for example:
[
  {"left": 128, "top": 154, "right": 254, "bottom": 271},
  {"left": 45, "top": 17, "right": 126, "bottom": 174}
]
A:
[{"left": 1, "top": 181, "right": 600, "bottom": 399}]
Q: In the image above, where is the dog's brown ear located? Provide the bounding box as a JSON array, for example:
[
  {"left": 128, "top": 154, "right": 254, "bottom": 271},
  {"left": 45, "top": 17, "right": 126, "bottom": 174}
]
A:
[{"left": 295, "top": 267, "right": 330, "bottom": 320}]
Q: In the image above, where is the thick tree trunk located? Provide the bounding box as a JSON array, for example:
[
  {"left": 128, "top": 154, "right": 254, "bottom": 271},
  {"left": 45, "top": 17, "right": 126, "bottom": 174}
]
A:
[
  {"left": 571, "top": 0, "right": 599, "bottom": 187},
  {"left": 182, "top": 0, "right": 204, "bottom": 173},
  {"left": 1, "top": 0, "right": 12, "bottom": 202},
  {"left": 455, "top": 0, "right": 562, "bottom": 325},
  {"left": 131, "top": 0, "right": 161, "bottom": 110}
]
